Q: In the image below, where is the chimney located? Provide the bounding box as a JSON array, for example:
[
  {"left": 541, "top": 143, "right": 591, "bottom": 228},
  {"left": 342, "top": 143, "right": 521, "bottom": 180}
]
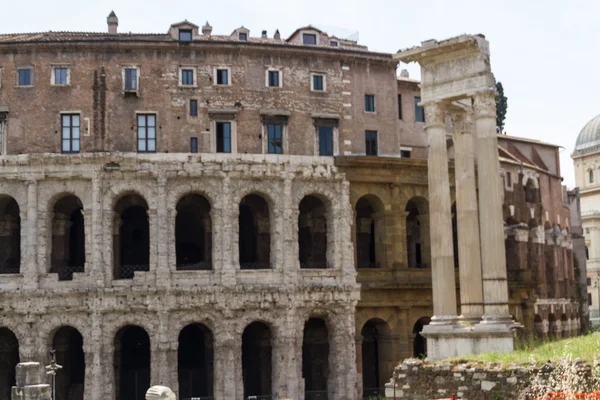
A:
[
  {"left": 202, "top": 21, "right": 212, "bottom": 37},
  {"left": 274, "top": 29, "right": 281, "bottom": 40},
  {"left": 107, "top": 11, "right": 118, "bottom": 34},
  {"left": 400, "top": 69, "right": 410, "bottom": 79},
  {"left": 261, "top": 30, "right": 267, "bottom": 39}
]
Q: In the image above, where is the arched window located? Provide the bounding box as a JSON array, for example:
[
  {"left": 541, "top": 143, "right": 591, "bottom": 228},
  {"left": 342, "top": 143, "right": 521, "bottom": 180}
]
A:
[
  {"left": 361, "top": 319, "right": 393, "bottom": 398},
  {"left": 114, "top": 194, "right": 149, "bottom": 279},
  {"left": 176, "top": 194, "right": 212, "bottom": 270},
  {"left": 590, "top": 170, "right": 595, "bottom": 184},
  {"left": 239, "top": 194, "right": 271, "bottom": 269},
  {"left": 302, "top": 318, "right": 329, "bottom": 398},
  {"left": 405, "top": 197, "right": 429, "bottom": 268},
  {"left": 412, "top": 317, "right": 430, "bottom": 358},
  {"left": 52, "top": 326, "right": 84, "bottom": 400},
  {"left": 242, "top": 322, "right": 272, "bottom": 398},
  {"left": 298, "top": 196, "right": 328, "bottom": 269},
  {"left": 0, "top": 196, "right": 20, "bottom": 274},
  {"left": 51, "top": 195, "right": 85, "bottom": 280},
  {"left": 114, "top": 326, "right": 150, "bottom": 400},
  {"left": 524, "top": 178, "right": 538, "bottom": 203},
  {"left": 178, "top": 324, "right": 214, "bottom": 399},
  {"left": 0, "top": 328, "right": 19, "bottom": 399},
  {"left": 355, "top": 195, "right": 386, "bottom": 268}
]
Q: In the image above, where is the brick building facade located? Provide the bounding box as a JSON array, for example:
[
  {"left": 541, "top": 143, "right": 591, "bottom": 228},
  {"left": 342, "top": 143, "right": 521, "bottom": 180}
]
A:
[{"left": 0, "top": 13, "right": 583, "bottom": 400}]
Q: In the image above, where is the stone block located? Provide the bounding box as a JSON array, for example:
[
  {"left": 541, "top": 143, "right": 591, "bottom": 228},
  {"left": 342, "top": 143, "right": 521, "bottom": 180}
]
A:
[{"left": 15, "top": 362, "right": 44, "bottom": 387}]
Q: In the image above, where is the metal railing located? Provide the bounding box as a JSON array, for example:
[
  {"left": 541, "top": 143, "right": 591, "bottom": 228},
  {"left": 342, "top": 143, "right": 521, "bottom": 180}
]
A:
[
  {"left": 300, "top": 262, "right": 328, "bottom": 269},
  {"left": 240, "top": 262, "right": 271, "bottom": 270},
  {"left": 363, "top": 388, "right": 385, "bottom": 399},
  {"left": 357, "top": 262, "right": 380, "bottom": 269},
  {"left": 176, "top": 262, "right": 212, "bottom": 271},
  {"left": 305, "top": 390, "right": 328, "bottom": 400},
  {"left": 116, "top": 264, "right": 149, "bottom": 279},
  {"left": 0, "top": 265, "right": 20, "bottom": 274},
  {"left": 57, "top": 265, "right": 84, "bottom": 281}
]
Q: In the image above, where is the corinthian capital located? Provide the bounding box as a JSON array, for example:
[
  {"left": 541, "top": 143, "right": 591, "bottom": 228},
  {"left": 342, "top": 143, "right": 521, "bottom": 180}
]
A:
[
  {"left": 473, "top": 92, "right": 496, "bottom": 119},
  {"left": 448, "top": 106, "right": 472, "bottom": 135},
  {"left": 424, "top": 102, "right": 446, "bottom": 128}
]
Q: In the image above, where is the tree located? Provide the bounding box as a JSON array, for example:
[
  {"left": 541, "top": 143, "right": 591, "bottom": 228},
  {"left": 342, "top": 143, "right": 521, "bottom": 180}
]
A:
[{"left": 496, "top": 81, "right": 508, "bottom": 134}]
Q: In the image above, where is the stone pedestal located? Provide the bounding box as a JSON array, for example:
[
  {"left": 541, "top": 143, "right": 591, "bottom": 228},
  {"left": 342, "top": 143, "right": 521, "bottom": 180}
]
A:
[
  {"left": 422, "top": 325, "right": 514, "bottom": 361},
  {"left": 11, "top": 362, "right": 52, "bottom": 400}
]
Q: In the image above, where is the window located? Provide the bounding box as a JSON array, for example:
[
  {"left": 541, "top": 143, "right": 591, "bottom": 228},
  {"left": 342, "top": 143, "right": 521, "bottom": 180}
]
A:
[
  {"left": 365, "top": 131, "right": 378, "bottom": 156},
  {"left": 319, "top": 126, "right": 333, "bottom": 156},
  {"left": 267, "top": 123, "right": 283, "bottom": 154},
  {"left": 398, "top": 94, "right": 403, "bottom": 119},
  {"left": 124, "top": 68, "right": 137, "bottom": 91},
  {"left": 401, "top": 150, "right": 411, "bottom": 158},
  {"left": 311, "top": 73, "right": 325, "bottom": 91},
  {"left": 365, "top": 95, "right": 375, "bottom": 112},
  {"left": 330, "top": 40, "right": 338, "bottom": 47},
  {"left": 590, "top": 170, "right": 594, "bottom": 184},
  {"left": 18, "top": 68, "right": 32, "bottom": 86},
  {"left": 415, "top": 96, "right": 425, "bottom": 122},
  {"left": 179, "top": 29, "right": 192, "bottom": 42},
  {"left": 137, "top": 114, "right": 156, "bottom": 153},
  {"left": 190, "top": 100, "right": 198, "bottom": 116},
  {"left": 589, "top": 293, "right": 593, "bottom": 306},
  {"left": 303, "top": 33, "right": 317, "bottom": 45},
  {"left": 216, "top": 122, "right": 231, "bottom": 153},
  {"left": 586, "top": 246, "right": 590, "bottom": 260},
  {"left": 190, "top": 137, "right": 198, "bottom": 153},
  {"left": 268, "top": 70, "right": 280, "bottom": 87},
  {"left": 216, "top": 68, "right": 229, "bottom": 85},
  {"left": 53, "top": 67, "right": 68, "bottom": 85},
  {"left": 588, "top": 277, "right": 592, "bottom": 286},
  {"left": 61, "top": 114, "right": 80, "bottom": 153},
  {"left": 239, "top": 32, "right": 248, "bottom": 40},
  {"left": 181, "top": 69, "right": 194, "bottom": 86},
  {"left": 506, "top": 171, "right": 512, "bottom": 187}
]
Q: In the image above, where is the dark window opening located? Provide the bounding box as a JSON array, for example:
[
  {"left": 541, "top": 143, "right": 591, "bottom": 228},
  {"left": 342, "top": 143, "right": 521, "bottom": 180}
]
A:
[
  {"left": 0, "top": 328, "right": 19, "bottom": 400},
  {"left": 303, "top": 33, "right": 317, "bottom": 45},
  {"left": 587, "top": 277, "right": 592, "bottom": 286},
  {"left": 365, "top": 130, "right": 378, "bottom": 156},
  {"left": 178, "top": 324, "right": 214, "bottom": 399},
  {"left": 239, "top": 32, "right": 248, "bottom": 40},
  {"left": 412, "top": 317, "right": 430, "bottom": 358},
  {"left": 50, "top": 195, "right": 85, "bottom": 281},
  {"left": 181, "top": 69, "right": 194, "bottom": 86},
  {"left": 589, "top": 293, "right": 593, "bottom": 306},
  {"left": 267, "top": 123, "right": 283, "bottom": 154},
  {"left": 590, "top": 170, "right": 594, "bottom": 183},
  {"left": 124, "top": 68, "right": 137, "bottom": 91},
  {"left": 415, "top": 96, "right": 425, "bottom": 122},
  {"left": 268, "top": 70, "right": 280, "bottom": 87},
  {"left": 216, "top": 122, "right": 231, "bottom": 153},
  {"left": 55, "top": 67, "right": 68, "bottom": 85},
  {"left": 190, "top": 137, "right": 198, "bottom": 153},
  {"left": 137, "top": 114, "right": 156, "bottom": 153},
  {"left": 114, "top": 194, "right": 149, "bottom": 280},
  {"left": 355, "top": 195, "right": 385, "bottom": 268},
  {"left": 586, "top": 246, "right": 590, "bottom": 260},
  {"left": 319, "top": 126, "right": 333, "bottom": 156},
  {"left": 525, "top": 179, "right": 538, "bottom": 203},
  {"left": 313, "top": 74, "right": 324, "bottom": 91},
  {"left": 401, "top": 150, "right": 411, "bottom": 158},
  {"left": 239, "top": 194, "right": 271, "bottom": 269},
  {"left": 18, "top": 69, "right": 31, "bottom": 86},
  {"left": 176, "top": 194, "right": 212, "bottom": 270},
  {"left": 216, "top": 69, "right": 229, "bottom": 85},
  {"left": 179, "top": 29, "right": 192, "bottom": 42},
  {"left": 242, "top": 322, "right": 272, "bottom": 399},
  {"left": 299, "top": 196, "right": 328, "bottom": 269},
  {"left": 398, "top": 94, "right": 403, "bottom": 119},
  {"left": 365, "top": 95, "right": 375, "bottom": 112},
  {"left": 115, "top": 326, "right": 150, "bottom": 400},
  {"left": 361, "top": 319, "right": 392, "bottom": 397},
  {"left": 0, "top": 196, "right": 20, "bottom": 274},
  {"left": 53, "top": 327, "right": 85, "bottom": 400},
  {"left": 406, "top": 197, "right": 429, "bottom": 268},
  {"left": 452, "top": 203, "right": 458, "bottom": 268},
  {"left": 302, "top": 318, "right": 329, "bottom": 398},
  {"left": 61, "top": 114, "right": 80, "bottom": 153},
  {"left": 330, "top": 40, "right": 338, "bottom": 47},
  {"left": 190, "top": 99, "right": 198, "bottom": 116},
  {"left": 506, "top": 171, "right": 512, "bottom": 186}
]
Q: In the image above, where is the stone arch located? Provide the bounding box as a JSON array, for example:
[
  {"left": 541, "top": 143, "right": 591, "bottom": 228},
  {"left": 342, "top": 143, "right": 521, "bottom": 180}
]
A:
[
  {"left": 533, "top": 315, "right": 543, "bottom": 339},
  {"left": 302, "top": 317, "right": 330, "bottom": 397},
  {"left": 0, "top": 327, "right": 19, "bottom": 400},
  {"left": 52, "top": 326, "right": 85, "bottom": 400},
  {"left": 412, "top": 317, "right": 430, "bottom": 358},
  {"left": 178, "top": 323, "right": 214, "bottom": 399},
  {"left": 298, "top": 195, "right": 329, "bottom": 269},
  {"left": 0, "top": 195, "right": 20, "bottom": 274},
  {"left": 361, "top": 318, "right": 393, "bottom": 397},
  {"left": 355, "top": 194, "right": 387, "bottom": 268},
  {"left": 548, "top": 313, "right": 558, "bottom": 339},
  {"left": 239, "top": 193, "right": 272, "bottom": 269},
  {"left": 176, "top": 194, "right": 212, "bottom": 270},
  {"left": 560, "top": 314, "right": 569, "bottom": 338},
  {"left": 168, "top": 184, "right": 217, "bottom": 212},
  {"left": 405, "top": 197, "right": 429, "bottom": 268},
  {"left": 525, "top": 177, "right": 538, "bottom": 203},
  {"left": 113, "top": 193, "right": 150, "bottom": 279},
  {"left": 50, "top": 194, "right": 85, "bottom": 280},
  {"left": 242, "top": 321, "right": 273, "bottom": 399},
  {"left": 114, "top": 325, "right": 151, "bottom": 400}
]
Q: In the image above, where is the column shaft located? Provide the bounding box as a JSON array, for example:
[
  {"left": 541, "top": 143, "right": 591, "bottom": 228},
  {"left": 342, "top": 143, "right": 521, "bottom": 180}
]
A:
[
  {"left": 474, "top": 93, "right": 512, "bottom": 323},
  {"left": 451, "top": 111, "right": 484, "bottom": 323},
  {"left": 424, "top": 103, "right": 458, "bottom": 323}
]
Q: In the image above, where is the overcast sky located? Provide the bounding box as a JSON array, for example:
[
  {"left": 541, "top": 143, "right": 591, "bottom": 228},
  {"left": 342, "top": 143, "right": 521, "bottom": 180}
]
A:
[{"left": 2, "top": 0, "right": 597, "bottom": 187}]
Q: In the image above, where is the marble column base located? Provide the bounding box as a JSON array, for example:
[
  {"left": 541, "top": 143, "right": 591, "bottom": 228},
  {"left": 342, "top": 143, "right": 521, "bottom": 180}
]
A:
[{"left": 422, "top": 324, "right": 514, "bottom": 361}]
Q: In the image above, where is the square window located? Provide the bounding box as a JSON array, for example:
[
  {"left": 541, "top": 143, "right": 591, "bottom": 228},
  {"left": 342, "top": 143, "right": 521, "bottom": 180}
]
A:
[
  {"left": 216, "top": 122, "right": 231, "bottom": 153},
  {"left": 303, "top": 33, "right": 317, "bottom": 45},
  {"left": 398, "top": 94, "right": 403, "bottom": 119},
  {"left": 588, "top": 277, "right": 592, "bottom": 286},
  {"left": 190, "top": 137, "right": 198, "bottom": 153},
  {"left": 137, "top": 114, "right": 156, "bottom": 153},
  {"left": 401, "top": 150, "right": 411, "bottom": 158},
  {"left": 415, "top": 96, "right": 425, "bottom": 122},
  {"left": 179, "top": 30, "right": 192, "bottom": 42},
  {"left": 267, "top": 123, "right": 283, "bottom": 154},
  {"left": 181, "top": 69, "right": 194, "bottom": 86},
  {"left": 365, "top": 130, "right": 378, "bottom": 156},
  {"left": 268, "top": 70, "right": 280, "bottom": 87},
  {"left": 190, "top": 99, "right": 198, "bottom": 116},
  {"left": 319, "top": 126, "right": 333, "bottom": 156},
  {"left": 216, "top": 69, "right": 229, "bottom": 85},
  {"left": 61, "top": 114, "right": 80, "bottom": 153},
  {"left": 312, "top": 74, "right": 324, "bottom": 91},
  {"left": 365, "top": 95, "right": 375, "bottom": 112},
  {"left": 18, "top": 69, "right": 31, "bottom": 86},
  {"left": 54, "top": 67, "right": 68, "bottom": 85},
  {"left": 239, "top": 32, "right": 248, "bottom": 41},
  {"left": 124, "top": 68, "right": 137, "bottom": 91}
]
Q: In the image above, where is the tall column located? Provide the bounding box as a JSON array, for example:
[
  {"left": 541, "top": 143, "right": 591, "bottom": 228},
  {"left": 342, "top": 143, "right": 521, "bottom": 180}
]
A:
[
  {"left": 155, "top": 174, "right": 170, "bottom": 287},
  {"left": 423, "top": 103, "right": 458, "bottom": 325},
  {"left": 473, "top": 93, "right": 512, "bottom": 325},
  {"left": 450, "top": 109, "right": 484, "bottom": 324},
  {"left": 90, "top": 174, "right": 104, "bottom": 286},
  {"left": 23, "top": 180, "right": 39, "bottom": 289}
]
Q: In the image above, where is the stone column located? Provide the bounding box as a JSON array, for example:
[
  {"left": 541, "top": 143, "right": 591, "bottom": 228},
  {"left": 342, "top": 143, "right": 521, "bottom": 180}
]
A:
[
  {"left": 220, "top": 176, "right": 235, "bottom": 286},
  {"left": 450, "top": 109, "right": 484, "bottom": 324},
  {"left": 155, "top": 175, "right": 170, "bottom": 287},
  {"left": 473, "top": 93, "right": 512, "bottom": 325},
  {"left": 423, "top": 103, "right": 458, "bottom": 325},
  {"left": 148, "top": 208, "right": 158, "bottom": 277},
  {"left": 90, "top": 175, "right": 104, "bottom": 286},
  {"left": 23, "top": 180, "right": 38, "bottom": 289},
  {"left": 213, "top": 332, "right": 238, "bottom": 400},
  {"left": 339, "top": 180, "right": 356, "bottom": 283}
]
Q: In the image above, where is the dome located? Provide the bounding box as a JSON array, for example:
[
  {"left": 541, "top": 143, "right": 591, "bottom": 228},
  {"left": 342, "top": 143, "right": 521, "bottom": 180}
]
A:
[{"left": 574, "top": 114, "right": 600, "bottom": 154}]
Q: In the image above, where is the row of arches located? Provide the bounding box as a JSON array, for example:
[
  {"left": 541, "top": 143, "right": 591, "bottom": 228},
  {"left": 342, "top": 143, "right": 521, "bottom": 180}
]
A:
[
  {"left": 0, "top": 319, "right": 332, "bottom": 400},
  {"left": 533, "top": 313, "right": 580, "bottom": 339}
]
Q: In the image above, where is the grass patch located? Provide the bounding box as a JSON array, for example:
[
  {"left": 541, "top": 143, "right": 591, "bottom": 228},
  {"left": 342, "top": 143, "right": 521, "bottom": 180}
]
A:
[{"left": 447, "top": 334, "right": 600, "bottom": 364}]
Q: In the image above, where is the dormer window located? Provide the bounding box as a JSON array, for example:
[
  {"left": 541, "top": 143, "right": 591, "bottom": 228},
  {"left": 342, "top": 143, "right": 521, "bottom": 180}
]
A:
[
  {"left": 330, "top": 40, "right": 339, "bottom": 47},
  {"left": 179, "top": 29, "right": 192, "bottom": 42},
  {"left": 303, "top": 33, "right": 317, "bottom": 45},
  {"left": 239, "top": 32, "right": 248, "bottom": 40}
]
